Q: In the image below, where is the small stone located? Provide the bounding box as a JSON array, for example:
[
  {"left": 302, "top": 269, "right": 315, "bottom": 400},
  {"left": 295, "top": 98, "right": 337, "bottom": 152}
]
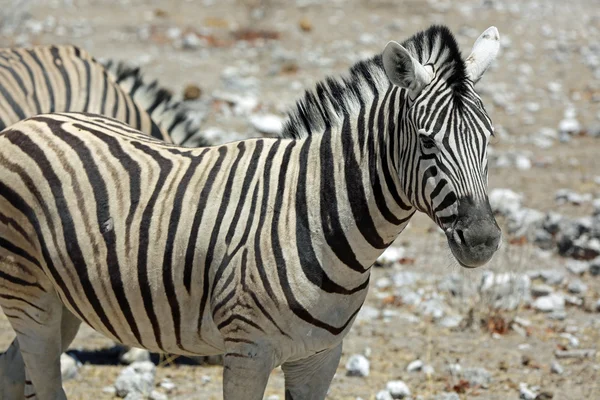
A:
[
  {"left": 550, "top": 361, "right": 564, "bottom": 374},
  {"left": 201, "top": 375, "right": 211, "bottom": 384},
  {"left": 346, "top": 354, "right": 370, "bottom": 377},
  {"left": 423, "top": 365, "right": 435, "bottom": 376},
  {"left": 249, "top": 114, "right": 284, "bottom": 136},
  {"left": 149, "top": 391, "right": 168, "bottom": 400},
  {"left": 519, "top": 383, "right": 537, "bottom": 400},
  {"left": 386, "top": 380, "right": 411, "bottom": 399},
  {"left": 462, "top": 367, "right": 492, "bottom": 388},
  {"left": 590, "top": 261, "right": 600, "bottom": 276},
  {"left": 567, "top": 279, "right": 587, "bottom": 294},
  {"left": 182, "top": 33, "right": 204, "bottom": 49},
  {"left": 540, "top": 270, "right": 565, "bottom": 285},
  {"left": 548, "top": 310, "right": 567, "bottom": 320},
  {"left": 114, "top": 361, "right": 156, "bottom": 397},
  {"left": 266, "top": 396, "right": 280, "bottom": 400},
  {"left": 159, "top": 379, "right": 176, "bottom": 392},
  {"left": 183, "top": 84, "right": 202, "bottom": 101},
  {"left": 102, "top": 386, "right": 117, "bottom": 395},
  {"left": 531, "top": 284, "right": 554, "bottom": 297},
  {"left": 533, "top": 294, "right": 565, "bottom": 312},
  {"left": 356, "top": 305, "right": 380, "bottom": 321},
  {"left": 566, "top": 260, "right": 589, "bottom": 275},
  {"left": 489, "top": 188, "right": 522, "bottom": 216},
  {"left": 434, "top": 393, "right": 460, "bottom": 400},
  {"left": 406, "top": 359, "right": 423, "bottom": 372},
  {"left": 376, "top": 246, "right": 406, "bottom": 266},
  {"left": 298, "top": 18, "right": 312, "bottom": 32},
  {"left": 120, "top": 347, "right": 151, "bottom": 365},
  {"left": 375, "top": 390, "right": 394, "bottom": 400},
  {"left": 437, "top": 315, "right": 462, "bottom": 329},
  {"left": 60, "top": 353, "right": 80, "bottom": 381}
]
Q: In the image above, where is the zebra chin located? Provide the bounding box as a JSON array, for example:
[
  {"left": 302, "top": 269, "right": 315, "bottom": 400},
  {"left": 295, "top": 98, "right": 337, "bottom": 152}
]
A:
[{"left": 442, "top": 196, "right": 502, "bottom": 268}]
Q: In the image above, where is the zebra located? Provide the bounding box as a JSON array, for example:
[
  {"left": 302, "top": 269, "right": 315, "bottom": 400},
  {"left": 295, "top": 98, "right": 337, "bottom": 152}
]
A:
[
  {"left": 0, "top": 25, "right": 500, "bottom": 400},
  {"left": 0, "top": 44, "right": 209, "bottom": 399},
  {"left": 0, "top": 44, "right": 208, "bottom": 147}
]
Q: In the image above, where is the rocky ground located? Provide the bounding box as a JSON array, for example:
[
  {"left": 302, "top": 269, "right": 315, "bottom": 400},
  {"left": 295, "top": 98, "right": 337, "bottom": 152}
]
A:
[{"left": 1, "top": 0, "right": 600, "bottom": 399}]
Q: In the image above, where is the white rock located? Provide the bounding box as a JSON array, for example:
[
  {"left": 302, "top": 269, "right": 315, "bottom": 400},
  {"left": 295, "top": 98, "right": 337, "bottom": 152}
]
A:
[
  {"left": 375, "top": 390, "right": 393, "bottom": 400},
  {"left": 566, "top": 260, "right": 589, "bottom": 275},
  {"left": 515, "top": 154, "right": 532, "bottom": 170},
  {"left": 462, "top": 367, "right": 492, "bottom": 388},
  {"left": 551, "top": 361, "right": 564, "bottom": 374},
  {"left": 567, "top": 279, "right": 588, "bottom": 294},
  {"left": 531, "top": 284, "right": 554, "bottom": 297},
  {"left": 182, "top": 33, "right": 204, "bottom": 49},
  {"left": 120, "top": 347, "right": 151, "bottom": 365},
  {"left": 149, "top": 390, "right": 168, "bottom": 400},
  {"left": 519, "top": 383, "right": 537, "bottom": 400},
  {"left": 60, "top": 353, "right": 80, "bottom": 381},
  {"left": 249, "top": 114, "right": 284, "bottom": 136},
  {"left": 377, "top": 246, "right": 406, "bottom": 265},
  {"left": 406, "top": 359, "right": 423, "bottom": 372},
  {"left": 386, "top": 380, "right": 411, "bottom": 399},
  {"left": 356, "top": 305, "right": 380, "bottom": 322},
  {"left": 345, "top": 354, "right": 370, "bottom": 377},
  {"left": 437, "top": 315, "right": 462, "bottom": 329},
  {"left": 423, "top": 365, "right": 435, "bottom": 376},
  {"left": 159, "top": 379, "right": 176, "bottom": 392},
  {"left": 489, "top": 188, "right": 523, "bottom": 216},
  {"left": 114, "top": 361, "right": 156, "bottom": 397},
  {"left": 533, "top": 294, "right": 565, "bottom": 312}
]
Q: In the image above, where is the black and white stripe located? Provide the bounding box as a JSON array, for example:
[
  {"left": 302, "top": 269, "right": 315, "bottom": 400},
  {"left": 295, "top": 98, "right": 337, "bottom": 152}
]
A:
[
  {"left": 0, "top": 25, "right": 500, "bottom": 400},
  {"left": 0, "top": 45, "right": 208, "bottom": 146}
]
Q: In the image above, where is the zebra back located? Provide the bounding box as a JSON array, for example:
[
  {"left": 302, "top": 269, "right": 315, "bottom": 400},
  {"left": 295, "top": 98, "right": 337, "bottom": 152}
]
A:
[
  {"left": 0, "top": 45, "right": 206, "bottom": 146},
  {"left": 102, "top": 60, "right": 209, "bottom": 147}
]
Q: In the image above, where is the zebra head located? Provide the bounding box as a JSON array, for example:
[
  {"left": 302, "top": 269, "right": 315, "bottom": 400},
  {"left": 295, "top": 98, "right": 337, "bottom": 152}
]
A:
[{"left": 382, "top": 26, "right": 502, "bottom": 268}]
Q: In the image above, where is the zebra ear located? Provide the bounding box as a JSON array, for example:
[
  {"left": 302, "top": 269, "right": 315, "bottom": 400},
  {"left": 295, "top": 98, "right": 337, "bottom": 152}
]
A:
[
  {"left": 465, "top": 26, "right": 500, "bottom": 84},
  {"left": 382, "top": 41, "right": 433, "bottom": 95}
]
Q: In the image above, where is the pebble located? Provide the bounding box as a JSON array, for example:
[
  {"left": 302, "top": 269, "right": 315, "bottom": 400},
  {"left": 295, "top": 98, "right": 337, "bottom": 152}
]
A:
[
  {"left": 249, "top": 114, "right": 284, "bottom": 136},
  {"left": 461, "top": 367, "right": 492, "bottom": 388},
  {"left": 114, "top": 361, "right": 156, "bottom": 397},
  {"left": 406, "top": 359, "right": 423, "bottom": 372},
  {"left": 149, "top": 391, "right": 168, "bottom": 400},
  {"left": 159, "top": 379, "right": 176, "bottom": 392},
  {"left": 386, "top": 381, "right": 411, "bottom": 399},
  {"left": 567, "top": 279, "right": 587, "bottom": 294},
  {"left": 565, "top": 260, "right": 589, "bottom": 275},
  {"left": 519, "top": 383, "right": 537, "bottom": 400},
  {"left": 375, "top": 390, "right": 393, "bottom": 400},
  {"left": 590, "top": 258, "right": 600, "bottom": 276},
  {"left": 531, "top": 284, "right": 554, "bottom": 297},
  {"left": 60, "top": 353, "right": 80, "bottom": 381},
  {"left": 437, "top": 315, "right": 462, "bottom": 329},
  {"left": 550, "top": 361, "right": 564, "bottom": 374},
  {"left": 376, "top": 246, "right": 406, "bottom": 266},
  {"left": 434, "top": 393, "right": 460, "bottom": 400},
  {"left": 533, "top": 294, "right": 565, "bottom": 312},
  {"left": 120, "top": 347, "right": 151, "bottom": 365},
  {"left": 539, "top": 270, "right": 565, "bottom": 285},
  {"left": 345, "top": 354, "right": 370, "bottom": 377},
  {"left": 489, "top": 188, "right": 523, "bottom": 216}
]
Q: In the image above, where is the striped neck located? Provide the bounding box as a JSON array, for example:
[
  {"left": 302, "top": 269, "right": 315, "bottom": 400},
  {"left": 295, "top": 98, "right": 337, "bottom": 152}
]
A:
[{"left": 293, "top": 82, "right": 415, "bottom": 281}]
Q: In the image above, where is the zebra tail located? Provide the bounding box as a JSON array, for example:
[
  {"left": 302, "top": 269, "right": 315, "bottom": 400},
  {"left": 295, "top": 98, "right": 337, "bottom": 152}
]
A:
[{"left": 101, "top": 60, "right": 210, "bottom": 147}]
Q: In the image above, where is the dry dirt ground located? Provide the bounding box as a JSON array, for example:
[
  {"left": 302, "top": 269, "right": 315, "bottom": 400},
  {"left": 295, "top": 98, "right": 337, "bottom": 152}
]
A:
[{"left": 1, "top": 0, "right": 600, "bottom": 399}]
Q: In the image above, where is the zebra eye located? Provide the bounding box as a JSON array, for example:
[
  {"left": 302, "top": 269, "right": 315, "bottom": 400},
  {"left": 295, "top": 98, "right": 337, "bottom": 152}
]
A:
[{"left": 419, "top": 135, "right": 437, "bottom": 150}]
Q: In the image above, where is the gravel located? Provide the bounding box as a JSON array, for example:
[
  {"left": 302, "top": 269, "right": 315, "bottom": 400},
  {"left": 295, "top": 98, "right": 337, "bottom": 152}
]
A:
[{"left": 345, "top": 354, "right": 370, "bottom": 377}]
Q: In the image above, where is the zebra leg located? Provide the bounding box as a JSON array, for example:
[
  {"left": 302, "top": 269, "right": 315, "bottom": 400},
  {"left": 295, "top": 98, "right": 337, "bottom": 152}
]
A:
[
  {"left": 222, "top": 343, "right": 275, "bottom": 400},
  {"left": 3, "top": 295, "right": 67, "bottom": 400},
  {"left": 22, "top": 306, "right": 82, "bottom": 399},
  {"left": 281, "top": 342, "right": 343, "bottom": 400},
  {"left": 0, "top": 339, "right": 26, "bottom": 400}
]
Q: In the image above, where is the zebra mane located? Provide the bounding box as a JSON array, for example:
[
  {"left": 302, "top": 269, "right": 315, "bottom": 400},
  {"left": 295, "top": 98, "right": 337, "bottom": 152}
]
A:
[
  {"left": 281, "top": 25, "right": 469, "bottom": 139},
  {"left": 101, "top": 60, "right": 209, "bottom": 147}
]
